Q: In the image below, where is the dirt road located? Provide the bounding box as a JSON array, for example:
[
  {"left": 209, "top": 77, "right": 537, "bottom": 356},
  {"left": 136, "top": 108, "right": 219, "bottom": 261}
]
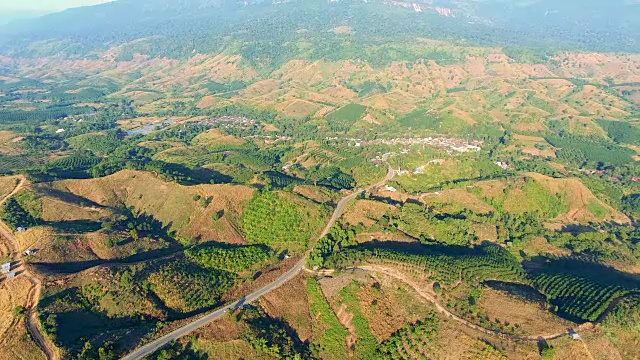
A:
[
  {"left": 352, "top": 265, "right": 575, "bottom": 342},
  {"left": 122, "top": 161, "right": 395, "bottom": 359},
  {"left": 0, "top": 176, "right": 56, "bottom": 360}
]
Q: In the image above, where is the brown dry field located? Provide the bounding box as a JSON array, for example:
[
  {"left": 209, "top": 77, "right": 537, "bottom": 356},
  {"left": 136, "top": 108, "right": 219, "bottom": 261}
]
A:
[
  {"left": 546, "top": 332, "right": 631, "bottom": 360},
  {"left": 422, "top": 188, "right": 495, "bottom": 214},
  {"left": 39, "top": 197, "right": 110, "bottom": 222},
  {"left": 182, "top": 313, "right": 269, "bottom": 359},
  {"left": 14, "top": 227, "right": 55, "bottom": 255},
  {"left": 191, "top": 338, "right": 268, "bottom": 360},
  {"left": 293, "top": 185, "right": 340, "bottom": 204},
  {"left": 16, "top": 227, "right": 162, "bottom": 270},
  {"left": 430, "top": 317, "right": 539, "bottom": 360},
  {"left": 478, "top": 287, "right": 574, "bottom": 336},
  {"left": 191, "top": 128, "right": 245, "bottom": 146},
  {"left": 0, "top": 276, "right": 46, "bottom": 360},
  {"left": 518, "top": 236, "right": 572, "bottom": 259},
  {"left": 221, "top": 256, "right": 301, "bottom": 303},
  {"left": 115, "top": 116, "right": 162, "bottom": 130},
  {"left": 45, "top": 170, "right": 254, "bottom": 243},
  {"left": 318, "top": 270, "right": 543, "bottom": 359},
  {"left": 0, "top": 176, "right": 21, "bottom": 201},
  {"left": 356, "top": 273, "right": 434, "bottom": 341},
  {"left": 342, "top": 199, "right": 395, "bottom": 228},
  {"left": 8, "top": 47, "right": 639, "bottom": 135},
  {"left": 472, "top": 222, "right": 499, "bottom": 242},
  {"left": 505, "top": 134, "right": 557, "bottom": 158},
  {"left": 355, "top": 230, "right": 418, "bottom": 244},
  {"left": 0, "top": 131, "right": 22, "bottom": 155},
  {"left": 259, "top": 273, "right": 313, "bottom": 341},
  {"left": 335, "top": 303, "right": 357, "bottom": 351}
]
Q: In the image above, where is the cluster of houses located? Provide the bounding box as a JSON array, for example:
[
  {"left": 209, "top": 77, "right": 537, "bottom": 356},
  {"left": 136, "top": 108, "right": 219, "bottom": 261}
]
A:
[
  {"left": 381, "top": 0, "right": 455, "bottom": 16},
  {"left": 244, "top": 134, "right": 292, "bottom": 144},
  {"left": 352, "top": 136, "right": 483, "bottom": 153},
  {"left": 580, "top": 169, "right": 640, "bottom": 183},
  {"left": 200, "top": 115, "right": 258, "bottom": 131}
]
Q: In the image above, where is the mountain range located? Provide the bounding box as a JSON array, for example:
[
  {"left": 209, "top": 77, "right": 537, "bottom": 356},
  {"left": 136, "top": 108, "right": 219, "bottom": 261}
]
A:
[{"left": 0, "top": 0, "right": 638, "bottom": 59}]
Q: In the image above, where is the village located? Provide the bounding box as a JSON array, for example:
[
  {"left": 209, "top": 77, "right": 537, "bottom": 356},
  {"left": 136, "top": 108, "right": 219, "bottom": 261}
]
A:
[{"left": 350, "top": 136, "right": 483, "bottom": 153}]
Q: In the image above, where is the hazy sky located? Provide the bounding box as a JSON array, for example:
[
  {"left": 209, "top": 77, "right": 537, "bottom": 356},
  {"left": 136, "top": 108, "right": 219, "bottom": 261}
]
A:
[{"left": 0, "top": 0, "right": 114, "bottom": 13}]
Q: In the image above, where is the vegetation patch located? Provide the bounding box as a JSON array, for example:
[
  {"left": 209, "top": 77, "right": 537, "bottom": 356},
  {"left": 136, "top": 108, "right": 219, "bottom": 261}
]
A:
[
  {"left": 241, "top": 191, "right": 323, "bottom": 249},
  {"left": 398, "top": 108, "right": 442, "bottom": 130},
  {"left": 66, "top": 130, "right": 122, "bottom": 155},
  {"left": 377, "top": 312, "right": 439, "bottom": 359},
  {"left": 307, "top": 277, "right": 349, "bottom": 360},
  {"left": 1, "top": 196, "right": 39, "bottom": 230},
  {"left": 546, "top": 134, "right": 635, "bottom": 166},
  {"left": 495, "top": 177, "right": 570, "bottom": 218},
  {"left": 338, "top": 282, "right": 378, "bottom": 359},
  {"left": 325, "top": 242, "right": 525, "bottom": 287},
  {"left": 147, "top": 259, "right": 235, "bottom": 313},
  {"left": 237, "top": 305, "right": 313, "bottom": 359},
  {"left": 185, "top": 243, "right": 273, "bottom": 273},
  {"left": 529, "top": 258, "right": 640, "bottom": 322},
  {"left": 327, "top": 104, "right": 367, "bottom": 132},
  {"left": 597, "top": 120, "right": 640, "bottom": 146}
]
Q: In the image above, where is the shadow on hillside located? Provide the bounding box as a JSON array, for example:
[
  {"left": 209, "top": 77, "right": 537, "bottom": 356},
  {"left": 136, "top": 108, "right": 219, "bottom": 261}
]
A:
[
  {"left": 38, "top": 287, "right": 159, "bottom": 358},
  {"left": 239, "top": 304, "right": 314, "bottom": 358},
  {"left": 34, "top": 187, "right": 107, "bottom": 209},
  {"left": 188, "top": 241, "right": 271, "bottom": 253},
  {"left": 345, "top": 239, "right": 505, "bottom": 256},
  {"left": 524, "top": 256, "right": 640, "bottom": 287},
  {"left": 484, "top": 280, "right": 548, "bottom": 305},
  {"left": 367, "top": 194, "right": 404, "bottom": 206},
  {"left": 524, "top": 256, "right": 640, "bottom": 323},
  {"left": 31, "top": 247, "right": 183, "bottom": 275},
  {"left": 558, "top": 223, "right": 596, "bottom": 234},
  {"left": 47, "top": 219, "right": 103, "bottom": 234}
]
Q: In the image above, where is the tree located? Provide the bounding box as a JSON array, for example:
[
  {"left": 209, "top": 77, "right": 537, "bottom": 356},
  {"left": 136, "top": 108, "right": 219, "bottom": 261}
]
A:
[{"left": 12, "top": 306, "right": 26, "bottom": 318}]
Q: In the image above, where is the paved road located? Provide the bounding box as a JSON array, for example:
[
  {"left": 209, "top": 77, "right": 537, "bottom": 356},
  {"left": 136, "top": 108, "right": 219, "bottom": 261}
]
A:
[
  {"left": 121, "top": 258, "right": 306, "bottom": 360},
  {"left": 122, "top": 161, "right": 394, "bottom": 360}
]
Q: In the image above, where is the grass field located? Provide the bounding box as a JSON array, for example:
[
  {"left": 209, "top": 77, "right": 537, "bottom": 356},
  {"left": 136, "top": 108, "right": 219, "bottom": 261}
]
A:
[{"left": 0, "top": 277, "right": 46, "bottom": 360}]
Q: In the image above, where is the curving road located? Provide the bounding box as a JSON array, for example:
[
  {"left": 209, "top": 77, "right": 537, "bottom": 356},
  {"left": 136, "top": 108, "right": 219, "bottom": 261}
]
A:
[
  {"left": 122, "top": 160, "right": 395, "bottom": 360},
  {"left": 351, "top": 265, "right": 580, "bottom": 342},
  {"left": 0, "top": 176, "right": 56, "bottom": 360}
]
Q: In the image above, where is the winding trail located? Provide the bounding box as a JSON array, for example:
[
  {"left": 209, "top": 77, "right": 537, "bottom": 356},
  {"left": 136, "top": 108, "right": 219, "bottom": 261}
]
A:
[
  {"left": 349, "top": 265, "right": 575, "bottom": 342},
  {"left": 0, "top": 176, "right": 56, "bottom": 360},
  {"left": 122, "top": 158, "right": 395, "bottom": 360}
]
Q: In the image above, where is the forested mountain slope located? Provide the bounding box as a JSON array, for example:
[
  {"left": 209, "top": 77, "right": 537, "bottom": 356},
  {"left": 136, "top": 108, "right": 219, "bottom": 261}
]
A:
[{"left": 0, "top": 0, "right": 638, "bottom": 60}]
